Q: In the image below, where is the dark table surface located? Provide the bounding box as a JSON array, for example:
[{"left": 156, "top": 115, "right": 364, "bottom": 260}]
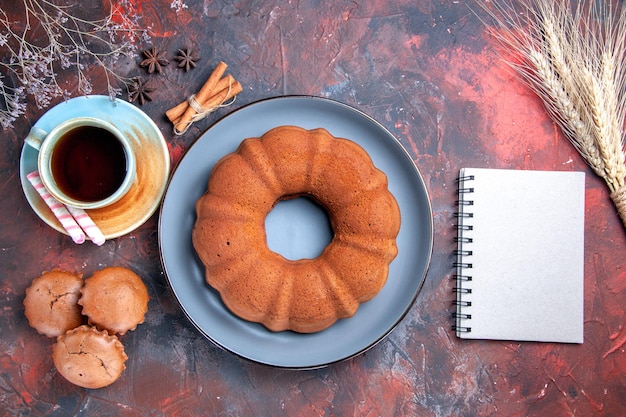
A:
[{"left": 1, "top": 0, "right": 625, "bottom": 416}]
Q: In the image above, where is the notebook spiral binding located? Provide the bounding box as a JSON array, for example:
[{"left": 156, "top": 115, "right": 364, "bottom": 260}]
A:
[{"left": 452, "top": 174, "right": 474, "bottom": 334}]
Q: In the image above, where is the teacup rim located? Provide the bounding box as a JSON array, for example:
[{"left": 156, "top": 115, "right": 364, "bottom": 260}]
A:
[{"left": 37, "top": 116, "right": 137, "bottom": 210}]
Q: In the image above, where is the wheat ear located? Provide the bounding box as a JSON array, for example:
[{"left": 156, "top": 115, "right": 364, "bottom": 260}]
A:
[{"left": 478, "top": 0, "right": 626, "bottom": 228}]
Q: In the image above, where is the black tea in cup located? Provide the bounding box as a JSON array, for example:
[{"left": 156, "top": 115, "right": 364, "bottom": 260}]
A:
[{"left": 51, "top": 126, "right": 128, "bottom": 203}]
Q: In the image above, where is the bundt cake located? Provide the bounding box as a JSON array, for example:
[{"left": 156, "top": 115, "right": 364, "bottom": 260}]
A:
[{"left": 192, "top": 125, "right": 401, "bottom": 333}]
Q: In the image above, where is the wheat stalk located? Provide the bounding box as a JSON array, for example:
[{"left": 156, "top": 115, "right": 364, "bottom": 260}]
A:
[{"left": 477, "top": 0, "right": 626, "bottom": 228}]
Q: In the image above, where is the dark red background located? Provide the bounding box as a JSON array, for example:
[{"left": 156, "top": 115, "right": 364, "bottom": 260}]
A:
[{"left": 1, "top": 0, "right": 625, "bottom": 415}]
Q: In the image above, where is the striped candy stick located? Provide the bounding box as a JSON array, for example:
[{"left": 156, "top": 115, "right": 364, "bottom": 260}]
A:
[
  {"left": 26, "top": 171, "right": 86, "bottom": 244},
  {"left": 65, "top": 206, "right": 106, "bottom": 246}
]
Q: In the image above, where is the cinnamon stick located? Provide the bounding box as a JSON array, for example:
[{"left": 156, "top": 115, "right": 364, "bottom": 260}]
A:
[
  {"left": 173, "top": 81, "right": 243, "bottom": 131},
  {"left": 165, "top": 74, "right": 236, "bottom": 122},
  {"left": 173, "top": 61, "right": 228, "bottom": 127},
  {"left": 197, "top": 81, "right": 242, "bottom": 112}
]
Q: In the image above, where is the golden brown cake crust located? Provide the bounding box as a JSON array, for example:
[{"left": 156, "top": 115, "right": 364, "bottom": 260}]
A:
[
  {"left": 52, "top": 325, "right": 127, "bottom": 389},
  {"left": 23, "top": 270, "right": 85, "bottom": 337},
  {"left": 78, "top": 267, "right": 149, "bottom": 335},
  {"left": 192, "top": 126, "right": 401, "bottom": 333}
]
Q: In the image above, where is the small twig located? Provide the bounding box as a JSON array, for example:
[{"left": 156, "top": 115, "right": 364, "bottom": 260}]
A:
[{"left": 0, "top": 0, "right": 149, "bottom": 128}]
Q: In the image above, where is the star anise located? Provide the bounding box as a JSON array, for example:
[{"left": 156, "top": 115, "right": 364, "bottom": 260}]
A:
[
  {"left": 175, "top": 48, "right": 199, "bottom": 72},
  {"left": 128, "top": 78, "right": 155, "bottom": 105},
  {"left": 140, "top": 47, "right": 169, "bottom": 74}
]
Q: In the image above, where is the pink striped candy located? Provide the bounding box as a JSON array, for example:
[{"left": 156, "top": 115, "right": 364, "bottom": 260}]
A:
[
  {"left": 26, "top": 171, "right": 86, "bottom": 244},
  {"left": 65, "top": 206, "right": 106, "bottom": 246}
]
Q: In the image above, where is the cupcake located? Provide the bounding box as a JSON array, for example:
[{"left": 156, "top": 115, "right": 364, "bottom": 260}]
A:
[
  {"left": 78, "top": 267, "right": 149, "bottom": 335},
  {"left": 53, "top": 325, "right": 127, "bottom": 389},
  {"left": 24, "top": 270, "right": 85, "bottom": 337}
]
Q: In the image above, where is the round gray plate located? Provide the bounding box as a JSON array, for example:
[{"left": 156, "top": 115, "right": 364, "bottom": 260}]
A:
[{"left": 158, "top": 96, "right": 433, "bottom": 369}]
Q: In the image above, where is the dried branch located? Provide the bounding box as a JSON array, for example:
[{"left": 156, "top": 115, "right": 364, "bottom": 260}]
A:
[{"left": 0, "top": 0, "right": 149, "bottom": 129}]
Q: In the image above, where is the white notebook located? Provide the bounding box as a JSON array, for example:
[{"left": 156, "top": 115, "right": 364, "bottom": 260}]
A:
[{"left": 453, "top": 168, "right": 585, "bottom": 343}]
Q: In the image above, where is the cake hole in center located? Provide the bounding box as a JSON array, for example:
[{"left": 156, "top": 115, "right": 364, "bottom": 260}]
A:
[{"left": 265, "top": 196, "right": 333, "bottom": 260}]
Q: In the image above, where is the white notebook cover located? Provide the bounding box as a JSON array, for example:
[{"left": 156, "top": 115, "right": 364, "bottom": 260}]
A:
[{"left": 454, "top": 168, "right": 585, "bottom": 343}]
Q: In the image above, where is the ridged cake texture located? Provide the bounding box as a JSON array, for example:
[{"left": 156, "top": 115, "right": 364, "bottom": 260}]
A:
[{"left": 192, "top": 125, "right": 400, "bottom": 333}]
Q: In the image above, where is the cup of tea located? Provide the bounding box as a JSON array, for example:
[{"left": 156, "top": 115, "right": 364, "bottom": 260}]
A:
[{"left": 25, "top": 117, "right": 137, "bottom": 210}]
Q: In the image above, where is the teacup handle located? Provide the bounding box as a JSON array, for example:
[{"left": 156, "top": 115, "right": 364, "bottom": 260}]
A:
[{"left": 25, "top": 126, "right": 48, "bottom": 150}]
